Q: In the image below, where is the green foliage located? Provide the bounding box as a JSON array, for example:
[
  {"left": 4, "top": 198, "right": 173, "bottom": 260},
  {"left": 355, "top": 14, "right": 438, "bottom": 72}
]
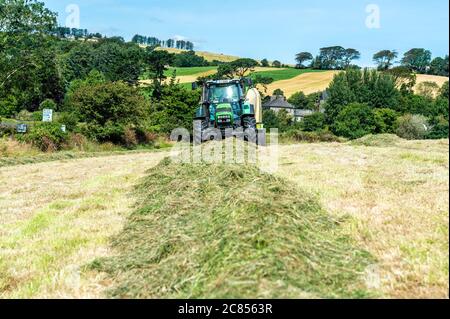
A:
[
  {"left": 20, "top": 122, "right": 67, "bottom": 151},
  {"left": 429, "top": 56, "right": 449, "bottom": 76},
  {"left": 262, "top": 109, "right": 293, "bottom": 132},
  {"left": 401, "top": 48, "right": 432, "bottom": 74},
  {"left": 300, "top": 113, "right": 326, "bottom": 132},
  {"left": 260, "top": 59, "right": 269, "bottom": 67},
  {"left": 39, "top": 99, "right": 57, "bottom": 111},
  {"left": 325, "top": 69, "right": 399, "bottom": 123},
  {"left": 0, "top": 94, "right": 19, "bottom": 117},
  {"left": 426, "top": 116, "right": 449, "bottom": 139},
  {"left": 55, "top": 112, "right": 79, "bottom": 132},
  {"left": 173, "top": 51, "right": 209, "bottom": 67},
  {"left": 215, "top": 58, "right": 258, "bottom": 79},
  {"left": 272, "top": 60, "right": 281, "bottom": 68},
  {"left": 313, "top": 46, "right": 360, "bottom": 70},
  {"left": 439, "top": 81, "right": 449, "bottom": 99},
  {"left": 287, "top": 91, "right": 321, "bottom": 110},
  {"left": 288, "top": 92, "right": 309, "bottom": 109},
  {"left": 295, "top": 52, "right": 313, "bottom": 68},
  {"left": 396, "top": 114, "right": 429, "bottom": 140},
  {"left": 332, "top": 103, "right": 376, "bottom": 139},
  {"left": 146, "top": 83, "right": 201, "bottom": 134},
  {"left": 373, "top": 50, "right": 398, "bottom": 70},
  {"left": 69, "top": 81, "right": 148, "bottom": 143},
  {"left": 373, "top": 108, "right": 398, "bottom": 134},
  {"left": 273, "top": 89, "right": 284, "bottom": 96}
]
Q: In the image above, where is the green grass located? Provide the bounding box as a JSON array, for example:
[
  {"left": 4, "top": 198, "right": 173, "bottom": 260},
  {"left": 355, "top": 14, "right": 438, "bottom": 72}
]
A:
[
  {"left": 164, "top": 66, "right": 218, "bottom": 77},
  {"left": 89, "top": 157, "right": 375, "bottom": 299},
  {"left": 251, "top": 68, "right": 325, "bottom": 82}
]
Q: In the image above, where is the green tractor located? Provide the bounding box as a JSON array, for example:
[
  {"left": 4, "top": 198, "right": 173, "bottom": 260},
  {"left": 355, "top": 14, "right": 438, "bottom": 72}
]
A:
[{"left": 193, "top": 78, "right": 266, "bottom": 145}]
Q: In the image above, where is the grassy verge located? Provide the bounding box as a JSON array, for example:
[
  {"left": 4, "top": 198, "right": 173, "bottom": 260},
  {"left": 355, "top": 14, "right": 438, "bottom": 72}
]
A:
[
  {"left": 89, "top": 157, "right": 375, "bottom": 299},
  {"left": 252, "top": 68, "right": 325, "bottom": 82}
]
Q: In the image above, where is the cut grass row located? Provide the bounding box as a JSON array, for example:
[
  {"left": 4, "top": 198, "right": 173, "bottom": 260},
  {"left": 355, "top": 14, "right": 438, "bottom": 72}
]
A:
[
  {"left": 0, "top": 147, "right": 171, "bottom": 168},
  {"left": 89, "top": 155, "right": 375, "bottom": 299}
]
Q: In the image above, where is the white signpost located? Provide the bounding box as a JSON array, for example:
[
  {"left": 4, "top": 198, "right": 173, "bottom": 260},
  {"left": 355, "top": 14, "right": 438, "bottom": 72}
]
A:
[{"left": 42, "top": 109, "right": 53, "bottom": 122}]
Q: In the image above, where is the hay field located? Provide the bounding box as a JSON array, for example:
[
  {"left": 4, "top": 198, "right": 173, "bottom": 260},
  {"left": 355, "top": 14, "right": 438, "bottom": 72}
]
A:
[
  {"left": 266, "top": 71, "right": 340, "bottom": 97},
  {"left": 155, "top": 47, "right": 240, "bottom": 63},
  {"left": 0, "top": 137, "right": 448, "bottom": 298}
]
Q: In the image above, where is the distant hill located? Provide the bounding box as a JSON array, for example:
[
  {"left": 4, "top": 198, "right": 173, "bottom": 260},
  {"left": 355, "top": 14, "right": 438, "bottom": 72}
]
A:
[{"left": 155, "top": 47, "right": 240, "bottom": 63}]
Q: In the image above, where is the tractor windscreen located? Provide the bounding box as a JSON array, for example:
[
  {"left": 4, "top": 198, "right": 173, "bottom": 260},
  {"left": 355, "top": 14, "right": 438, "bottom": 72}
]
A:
[{"left": 208, "top": 84, "right": 242, "bottom": 104}]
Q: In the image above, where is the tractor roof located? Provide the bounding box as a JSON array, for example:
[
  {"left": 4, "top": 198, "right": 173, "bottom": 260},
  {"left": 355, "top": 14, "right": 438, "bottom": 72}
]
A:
[{"left": 206, "top": 79, "right": 241, "bottom": 85}]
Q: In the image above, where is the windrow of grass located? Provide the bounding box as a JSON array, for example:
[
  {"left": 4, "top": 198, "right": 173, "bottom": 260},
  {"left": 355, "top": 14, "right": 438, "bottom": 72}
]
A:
[
  {"left": 90, "top": 157, "right": 375, "bottom": 298},
  {"left": 251, "top": 68, "right": 325, "bottom": 82}
]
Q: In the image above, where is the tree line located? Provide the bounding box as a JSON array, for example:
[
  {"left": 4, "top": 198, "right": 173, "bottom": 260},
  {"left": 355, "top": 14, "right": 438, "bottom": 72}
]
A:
[
  {"left": 131, "top": 34, "right": 194, "bottom": 50},
  {"left": 294, "top": 47, "right": 449, "bottom": 76}
]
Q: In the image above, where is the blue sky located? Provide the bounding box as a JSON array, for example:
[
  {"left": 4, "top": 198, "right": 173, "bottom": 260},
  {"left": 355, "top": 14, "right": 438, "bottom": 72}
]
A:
[{"left": 44, "top": 0, "right": 449, "bottom": 66}]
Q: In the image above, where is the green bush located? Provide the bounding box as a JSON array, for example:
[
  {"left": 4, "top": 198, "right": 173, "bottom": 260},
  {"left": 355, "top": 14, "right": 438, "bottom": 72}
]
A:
[
  {"left": 69, "top": 81, "right": 148, "bottom": 143},
  {"left": 0, "top": 95, "right": 19, "bottom": 117},
  {"left": 396, "top": 114, "right": 429, "bottom": 140},
  {"left": 332, "top": 103, "right": 376, "bottom": 139},
  {"left": 20, "top": 122, "right": 68, "bottom": 151},
  {"left": 427, "top": 116, "right": 449, "bottom": 139},
  {"left": 39, "top": 99, "right": 57, "bottom": 111},
  {"left": 300, "top": 112, "right": 326, "bottom": 132},
  {"left": 55, "top": 112, "right": 79, "bottom": 131},
  {"left": 373, "top": 108, "right": 398, "bottom": 134}
]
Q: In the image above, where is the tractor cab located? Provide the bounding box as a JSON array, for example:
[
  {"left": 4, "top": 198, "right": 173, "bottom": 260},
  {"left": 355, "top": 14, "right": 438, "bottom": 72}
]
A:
[
  {"left": 195, "top": 79, "right": 251, "bottom": 130},
  {"left": 193, "top": 78, "right": 265, "bottom": 145}
]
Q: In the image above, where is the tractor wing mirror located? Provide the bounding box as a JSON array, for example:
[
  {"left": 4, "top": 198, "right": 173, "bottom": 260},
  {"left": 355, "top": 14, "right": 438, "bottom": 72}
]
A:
[
  {"left": 246, "top": 78, "right": 253, "bottom": 87},
  {"left": 192, "top": 82, "right": 198, "bottom": 90}
]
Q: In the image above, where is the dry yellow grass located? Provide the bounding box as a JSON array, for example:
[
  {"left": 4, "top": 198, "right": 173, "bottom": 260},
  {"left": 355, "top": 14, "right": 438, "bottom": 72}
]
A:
[
  {"left": 155, "top": 47, "right": 240, "bottom": 63},
  {"left": 276, "top": 139, "right": 449, "bottom": 298},
  {"left": 415, "top": 74, "right": 449, "bottom": 88},
  {"left": 0, "top": 151, "right": 169, "bottom": 298},
  {"left": 267, "top": 71, "right": 340, "bottom": 97},
  {"left": 0, "top": 138, "right": 448, "bottom": 298}
]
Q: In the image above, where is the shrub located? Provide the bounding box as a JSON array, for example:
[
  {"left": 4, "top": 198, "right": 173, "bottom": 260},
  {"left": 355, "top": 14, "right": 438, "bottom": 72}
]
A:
[
  {"left": 15, "top": 110, "right": 34, "bottom": 121},
  {"left": 69, "top": 81, "right": 148, "bottom": 143},
  {"left": 56, "top": 112, "right": 79, "bottom": 131},
  {"left": 0, "top": 95, "right": 20, "bottom": 118},
  {"left": 396, "top": 114, "right": 429, "bottom": 140},
  {"left": 20, "top": 122, "right": 68, "bottom": 152},
  {"left": 427, "top": 116, "right": 449, "bottom": 139},
  {"left": 332, "top": 103, "right": 376, "bottom": 139},
  {"left": 39, "top": 99, "right": 57, "bottom": 111},
  {"left": 300, "top": 113, "right": 326, "bottom": 132},
  {"left": 123, "top": 127, "right": 138, "bottom": 148},
  {"left": 373, "top": 108, "right": 399, "bottom": 134}
]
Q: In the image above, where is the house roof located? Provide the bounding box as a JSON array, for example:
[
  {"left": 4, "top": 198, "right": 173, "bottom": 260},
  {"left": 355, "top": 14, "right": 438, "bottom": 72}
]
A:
[{"left": 263, "top": 95, "right": 295, "bottom": 109}]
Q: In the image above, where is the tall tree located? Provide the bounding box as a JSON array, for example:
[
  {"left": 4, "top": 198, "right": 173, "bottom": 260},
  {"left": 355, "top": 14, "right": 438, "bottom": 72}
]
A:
[
  {"left": 343, "top": 49, "right": 361, "bottom": 68},
  {"left": 373, "top": 50, "right": 398, "bottom": 70},
  {"left": 295, "top": 52, "right": 313, "bottom": 69},
  {"left": 0, "top": 0, "right": 63, "bottom": 110},
  {"left": 429, "top": 56, "right": 449, "bottom": 76},
  {"left": 401, "top": 48, "right": 432, "bottom": 73}
]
